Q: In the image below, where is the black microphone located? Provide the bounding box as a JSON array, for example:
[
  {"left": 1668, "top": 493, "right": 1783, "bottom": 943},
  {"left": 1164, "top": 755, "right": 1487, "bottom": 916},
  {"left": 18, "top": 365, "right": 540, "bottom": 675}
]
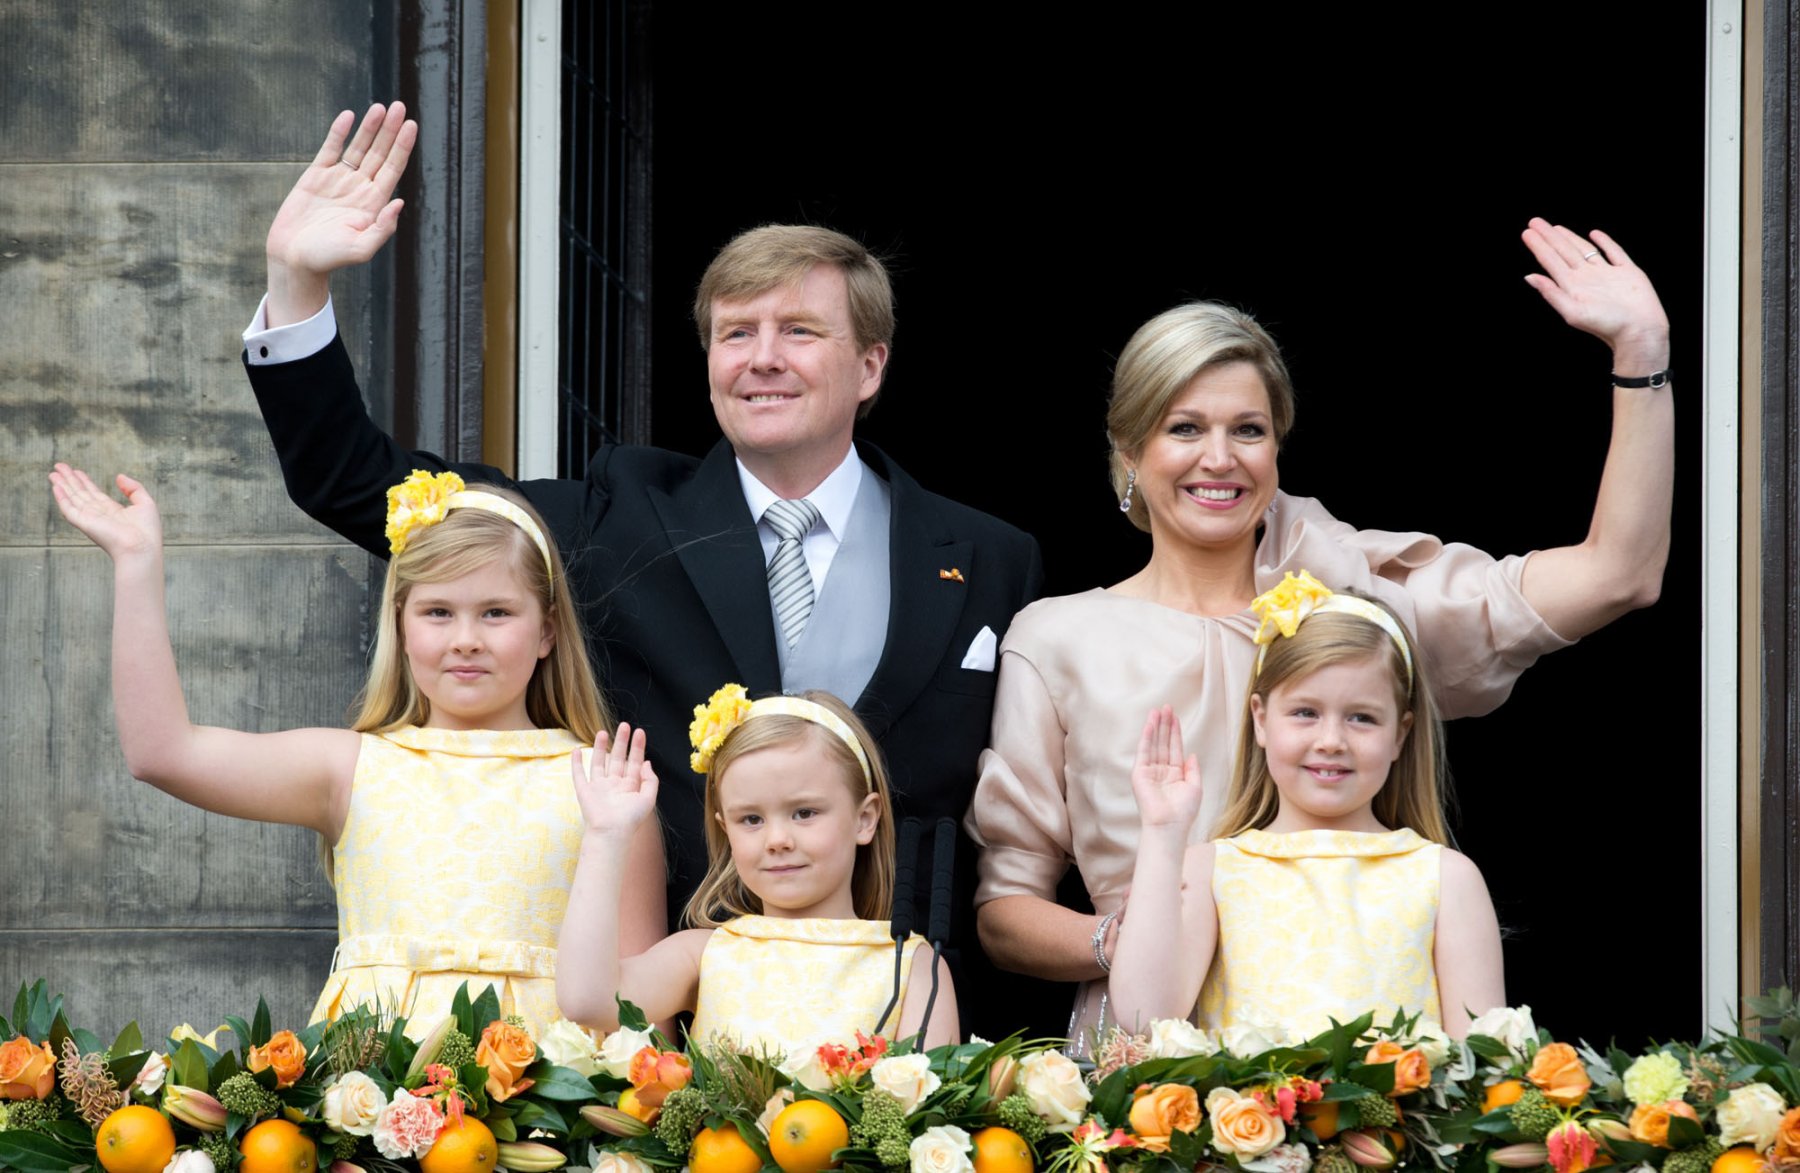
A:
[
  {"left": 874, "top": 817, "right": 924, "bottom": 1035},
  {"left": 916, "top": 817, "right": 958, "bottom": 1041}
]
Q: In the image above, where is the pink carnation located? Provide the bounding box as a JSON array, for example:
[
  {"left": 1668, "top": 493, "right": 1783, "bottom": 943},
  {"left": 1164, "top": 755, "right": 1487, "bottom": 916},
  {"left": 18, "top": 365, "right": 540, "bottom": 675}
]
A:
[{"left": 373, "top": 1090, "right": 446, "bottom": 1159}]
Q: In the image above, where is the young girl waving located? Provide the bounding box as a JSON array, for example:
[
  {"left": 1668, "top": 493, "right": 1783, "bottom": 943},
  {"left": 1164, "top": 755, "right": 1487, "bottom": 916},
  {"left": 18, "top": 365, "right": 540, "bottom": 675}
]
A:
[
  {"left": 557, "top": 686, "right": 958, "bottom": 1051},
  {"left": 1108, "top": 573, "right": 1504, "bottom": 1040},
  {"left": 49, "top": 464, "right": 665, "bottom": 1035}
]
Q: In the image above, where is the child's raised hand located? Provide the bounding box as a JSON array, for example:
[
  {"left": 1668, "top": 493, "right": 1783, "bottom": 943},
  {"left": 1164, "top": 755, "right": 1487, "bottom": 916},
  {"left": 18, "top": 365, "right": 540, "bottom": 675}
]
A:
[
  {"left": 571, "top": 722, "right": 659, "bottom": 838},
  {"left": 1130, "top": 705, "right": 1203, "bottom": 831},
  {"left": 48, "top": 464, "right": 162, "bottom": 561}
]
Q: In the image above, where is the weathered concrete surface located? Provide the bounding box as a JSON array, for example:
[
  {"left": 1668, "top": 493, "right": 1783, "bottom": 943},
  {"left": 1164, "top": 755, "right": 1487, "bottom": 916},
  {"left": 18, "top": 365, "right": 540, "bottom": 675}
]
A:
[
  {"left": 2, "top": 11, "right": 385, "bottom": 1034},
  {"left": 0, "top": 4, "right": 374, "bottom": 162}
]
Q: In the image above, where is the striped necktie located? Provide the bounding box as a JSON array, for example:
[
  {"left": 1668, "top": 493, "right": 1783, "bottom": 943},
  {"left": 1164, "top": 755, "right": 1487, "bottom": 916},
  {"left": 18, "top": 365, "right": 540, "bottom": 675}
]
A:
[{"left": 764, "top": 497, "right": 823, "bottom": 649}]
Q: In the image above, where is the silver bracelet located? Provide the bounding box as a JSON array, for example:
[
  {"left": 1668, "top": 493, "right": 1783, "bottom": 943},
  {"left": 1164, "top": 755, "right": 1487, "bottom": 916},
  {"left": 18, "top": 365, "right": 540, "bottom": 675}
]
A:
[{"left": 1091, "top": 909, "right": 1119, "bottom": 973}]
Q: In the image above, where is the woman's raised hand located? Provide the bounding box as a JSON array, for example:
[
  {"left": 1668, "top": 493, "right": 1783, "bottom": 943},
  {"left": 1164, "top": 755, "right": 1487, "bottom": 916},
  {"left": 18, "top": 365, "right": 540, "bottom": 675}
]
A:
[
  {"left": 48, "top": 464, "right": 162, "bottom": 562},
  {"left": 1521, "top": 218, "right": 1670, "bottom": 368},
  {"left": 1129, "top": 705, "right": 1203, "bottom": 831},
  {"left": 571, "top": 723, "right": 659, "bottom": 838}
]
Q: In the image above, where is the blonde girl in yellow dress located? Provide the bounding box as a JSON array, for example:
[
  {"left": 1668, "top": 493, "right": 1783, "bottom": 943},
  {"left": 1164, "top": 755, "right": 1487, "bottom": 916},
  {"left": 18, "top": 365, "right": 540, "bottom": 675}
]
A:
[
  {"left": 1107, "top": 574, "right": 1504, "bottom": 1042},
  {"left": 557, "top": 687, "right": 958, "bottom": 1052},
  {"left": 49, "top": 463, "right": 665, "bottom": 1035}
]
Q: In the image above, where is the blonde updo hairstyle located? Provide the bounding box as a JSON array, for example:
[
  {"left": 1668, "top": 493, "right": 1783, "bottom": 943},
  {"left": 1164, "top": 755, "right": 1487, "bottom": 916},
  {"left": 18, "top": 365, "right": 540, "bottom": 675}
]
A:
[
  {"left": 350, "top": 484, "right": 610, "bottom": 741},
  {"left": 1107, "top": 302, "right": 1298, "bottom": 533},
  {"left": 1214, "top": 594, "right": 1450, "bottom": 845},
  {"left": 684, "top": 691, "right": 896, "bottom": 929}
]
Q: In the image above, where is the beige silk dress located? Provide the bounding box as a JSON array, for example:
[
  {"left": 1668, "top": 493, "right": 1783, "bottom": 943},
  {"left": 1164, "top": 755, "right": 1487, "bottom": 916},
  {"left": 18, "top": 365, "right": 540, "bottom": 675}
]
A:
[{"left": 966, "top": 491, "right": 1569, "bottom": 1051}]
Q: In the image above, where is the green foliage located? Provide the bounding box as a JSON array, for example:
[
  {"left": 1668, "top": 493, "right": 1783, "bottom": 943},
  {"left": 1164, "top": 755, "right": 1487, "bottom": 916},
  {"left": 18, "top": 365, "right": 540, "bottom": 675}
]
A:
[
  {"left": 437, "top": 1029, "right": 476, "bottom": 1074},
  {"left": 173, "top": 1039, "right": 210, "bottom": 1093},
  {"left": 217, "top": 1070, "right": 281, "bottom": 1122},
  {"left": 1663, "top": 1138, "right": 1726, "bottom": 1173},
  {"left": 995, "top": 1095, "right": 1047, "bottom": 1145},
  {"left": 1507, "top": 1088, "right": 1560, "bottom": 1141},
  {"left": 655, "top": 1087, "right": 709, "bottom": 1156}
]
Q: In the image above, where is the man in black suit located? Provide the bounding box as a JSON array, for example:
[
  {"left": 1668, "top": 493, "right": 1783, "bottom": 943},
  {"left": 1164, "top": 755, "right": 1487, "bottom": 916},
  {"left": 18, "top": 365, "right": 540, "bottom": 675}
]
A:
[{"left": 243, "top": 104, "right": 1043, "bottom": 1032}]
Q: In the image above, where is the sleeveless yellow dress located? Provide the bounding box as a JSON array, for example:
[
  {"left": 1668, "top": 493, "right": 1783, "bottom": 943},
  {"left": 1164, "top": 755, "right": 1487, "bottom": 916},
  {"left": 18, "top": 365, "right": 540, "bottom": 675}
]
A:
[
  {"left": 1197, "top": 828, "right": 1441, "bottom": 1040},
  {"left": 312, "top": 726, "right": 587, "bottom": 1037},
  {"left": 689, "top": 916, "right": 925, "bottom": 1052}
]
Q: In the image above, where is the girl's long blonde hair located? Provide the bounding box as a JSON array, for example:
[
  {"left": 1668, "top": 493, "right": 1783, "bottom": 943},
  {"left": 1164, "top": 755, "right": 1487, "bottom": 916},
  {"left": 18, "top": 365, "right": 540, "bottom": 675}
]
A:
[
  {"left": 1214, "top": 599, "right": 1450, "bottom": 844},
  {"left": 682, "top": 691, "right": 896, "bottom": 929}
]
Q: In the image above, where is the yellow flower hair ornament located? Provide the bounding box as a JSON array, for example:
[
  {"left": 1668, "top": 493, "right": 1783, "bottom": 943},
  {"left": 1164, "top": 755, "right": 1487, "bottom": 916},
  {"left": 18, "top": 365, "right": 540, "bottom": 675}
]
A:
[
  {"left": 1250, "top": 569, "right": 1414, "bottom": 688},
  {"left": 384, "top": 469, "right": 555, "bottom": 574},
  {"left": 689, "top": 683, "right": 753, "bottom": 773}
]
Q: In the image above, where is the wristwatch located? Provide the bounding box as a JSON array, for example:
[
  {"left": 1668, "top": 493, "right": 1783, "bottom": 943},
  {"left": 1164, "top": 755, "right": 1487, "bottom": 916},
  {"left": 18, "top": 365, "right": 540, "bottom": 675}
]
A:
[{"left": 1612, "top": 368, "right": 1672, "bottom": 388}]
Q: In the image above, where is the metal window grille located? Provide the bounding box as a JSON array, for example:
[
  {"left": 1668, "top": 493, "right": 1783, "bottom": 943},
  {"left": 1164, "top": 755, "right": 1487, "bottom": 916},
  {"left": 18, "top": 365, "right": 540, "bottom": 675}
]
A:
[{"left": 558, "top": 0, "right": 652, "bottom": 474}]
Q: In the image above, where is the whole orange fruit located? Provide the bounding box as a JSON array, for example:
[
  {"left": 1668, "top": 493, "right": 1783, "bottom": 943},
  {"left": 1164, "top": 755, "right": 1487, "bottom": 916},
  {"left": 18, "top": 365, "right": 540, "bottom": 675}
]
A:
[
  {"left": 96, "top": 1105, "right": 177, "bottom": 1173},
  {"left": 1301, "top": 1101, "right": 1340, "bottom": 1140},
  {"left": 1714, "top": 1148, "right": 1768, "bottom": 1173},
  {"left": 691, "top": 1123, "right": 764, "bottom": 1173},
  {"left": 768, "top": 1099, "right": 849, "bottom": 1173},
  {"left": 420, "top": 1115, "right": 497, "bottom": 1173},
  {"left": 971, "top": 1126, "right": 1034, "bottom": 1173},
  {"left": 238, "top": 1119, "right": 318, "bottom": 1173},
  {"left": 1483, "top": 1080, "right": 1527, "bottom": 1114}
]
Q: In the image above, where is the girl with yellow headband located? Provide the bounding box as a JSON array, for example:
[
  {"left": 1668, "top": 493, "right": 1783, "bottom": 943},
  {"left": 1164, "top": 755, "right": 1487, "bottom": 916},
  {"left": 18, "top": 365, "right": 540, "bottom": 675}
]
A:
[
  {"left": 1106, "top": 572, "right": 1504, "bottom": 1043},
  {"left": 557, "top": 684, "right": 957, "bottom": 1051},
  {"left": 49, "top": 464, "right": 665, "bottom": 1036}
]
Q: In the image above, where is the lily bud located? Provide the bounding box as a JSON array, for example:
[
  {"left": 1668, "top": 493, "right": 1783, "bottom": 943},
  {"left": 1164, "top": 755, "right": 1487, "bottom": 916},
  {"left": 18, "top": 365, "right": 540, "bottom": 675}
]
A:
[
  {"left": 1341, "top": 1130, "right": 1397, "bottom": 1170},
  {"left": 496, "top": 1142, "right": 568, "bottom": 1172},
  {"left": 404, "top": 1018, "right": 455, "bottom": 1083},
  {"left": 987, "top": 1055, "right": 1018, "bottom": 1101},
  {"left": 1587, "top": 1120, "right": 1632, "bottom": 1147},
  {"left": 578, "top": 1104, "right": 650, "bottom": 1138},
  {"left": 164, "top": 1084, "right": 228, "bottom": 1132},
  {"left": 1491, "top": 1143, "right": 1551, "bottom": 1168},
  {"left": 330, "top": 1162, "right": 369, "bottom": 1173}
]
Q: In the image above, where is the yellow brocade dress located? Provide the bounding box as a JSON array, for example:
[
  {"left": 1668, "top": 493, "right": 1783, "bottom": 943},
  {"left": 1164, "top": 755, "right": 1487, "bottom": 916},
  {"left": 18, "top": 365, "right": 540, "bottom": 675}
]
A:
[
  {"left": 689, "top": 916, "right": 925, "bottom": 1052},
  {"left": 1197, "top": 828, "right": 1442, "bottom": 1040},
  {"left": 313, "top": 726, "right": 587, "bottom": 1038}
]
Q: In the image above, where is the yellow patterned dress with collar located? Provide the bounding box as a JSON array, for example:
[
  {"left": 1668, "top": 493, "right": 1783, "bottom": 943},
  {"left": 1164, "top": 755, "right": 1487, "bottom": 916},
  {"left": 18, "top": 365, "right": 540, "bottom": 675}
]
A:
[
  {"left": 313, "top": 725, "right": 587, "bottom": 1037},
  {"left": 688, "top": 916, "right": 925, "bottom": 1052},
  {"left": 1197, "top": 828, "right": 1442, "bottom": 1039}
]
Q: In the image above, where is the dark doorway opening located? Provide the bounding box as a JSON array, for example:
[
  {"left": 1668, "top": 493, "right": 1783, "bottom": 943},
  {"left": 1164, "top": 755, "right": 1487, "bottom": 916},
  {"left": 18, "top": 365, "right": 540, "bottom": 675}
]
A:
[{"left": 640, "top": 7, "right": 1708, "bottom": 1047}]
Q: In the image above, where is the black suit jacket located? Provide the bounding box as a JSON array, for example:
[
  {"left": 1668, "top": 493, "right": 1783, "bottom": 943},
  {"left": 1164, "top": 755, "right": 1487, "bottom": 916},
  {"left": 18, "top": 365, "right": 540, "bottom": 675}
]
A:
[{"left": 247, "top": 335, "right": 1044, "bottom": 1028}]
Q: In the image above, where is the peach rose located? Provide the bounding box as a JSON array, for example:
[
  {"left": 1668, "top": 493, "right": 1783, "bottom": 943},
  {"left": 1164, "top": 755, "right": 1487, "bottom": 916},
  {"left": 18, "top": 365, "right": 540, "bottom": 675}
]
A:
[
  {"left": 1206, "top": 1087, "right": 1286, "bottom": 1159},
  {"left": 247, "top": 1030, "right": 308, "bottom": 1090},
  {"left": 1528, "top": 1042, "right": 1592, "bottom": 1108},
  {"left": 1770, "top": 1106, "right": 1800, "bottom": 1164},
  {"left": 625, "top": 1046, "right": 691, "bottom": 1108},
  {"left": 0, "top": 1038, "right": 56, "bottom": 1101},
  {"left": 1128, "top": 1084, "right": 1201, "bottom": 1153},
  {"left": 1628, "top": 1100, "right": 1700, "bottom": 1148},
  {"left": 1365, "top": 1041, "right": 1431, "bottom": 1096},
  {"left": 477, "top": 1020, "right": 538, "bottom": 1103}
]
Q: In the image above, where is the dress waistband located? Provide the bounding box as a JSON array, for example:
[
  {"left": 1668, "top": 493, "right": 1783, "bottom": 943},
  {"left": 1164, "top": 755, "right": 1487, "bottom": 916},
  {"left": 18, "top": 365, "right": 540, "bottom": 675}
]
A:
[{"left": 333, "top": 935, "right": 558, "bottom": 978}]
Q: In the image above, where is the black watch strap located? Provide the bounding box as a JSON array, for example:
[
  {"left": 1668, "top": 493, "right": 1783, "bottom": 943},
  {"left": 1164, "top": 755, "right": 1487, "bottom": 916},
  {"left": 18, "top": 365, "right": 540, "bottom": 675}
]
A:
[{"left": 1612, "top": 368, "right": 1672, "bottom": 388}]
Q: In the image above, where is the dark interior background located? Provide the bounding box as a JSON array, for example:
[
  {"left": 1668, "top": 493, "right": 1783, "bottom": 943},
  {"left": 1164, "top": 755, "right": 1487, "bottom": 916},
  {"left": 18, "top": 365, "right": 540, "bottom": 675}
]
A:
[{"left": 645, "top": 6, "right": 1708, "bottom": 1048}]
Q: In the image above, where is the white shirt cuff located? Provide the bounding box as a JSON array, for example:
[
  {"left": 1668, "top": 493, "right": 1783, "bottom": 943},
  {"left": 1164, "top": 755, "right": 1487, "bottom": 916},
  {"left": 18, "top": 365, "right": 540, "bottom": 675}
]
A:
[{"left": 242, "top": 293, "right": 337, "bottom": 365}]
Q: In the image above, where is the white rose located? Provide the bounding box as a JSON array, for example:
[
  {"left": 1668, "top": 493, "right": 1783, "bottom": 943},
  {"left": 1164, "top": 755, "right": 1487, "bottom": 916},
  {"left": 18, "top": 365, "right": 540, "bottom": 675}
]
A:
[
  {"left": 1147, "top": 1019, "right": 1217, "bottom": 1059},
  {"left": 322, "top": 1071, "right": 389, "bottom": 1137},
  {"left": 537, "top": 1019, "right": 601, "bottom": 1077},
  {"left": 1466, "top": 1006, "right": 1537, "bottom": 1063},
  {"left": 909, "top": 1125, "right": 973, "bottom": 1173},
  {"left": 592, "top": 1152, "right": 654, "bottom": 1173},
  {"left": 596, "top": 1027, "right": 655, "bottom": 1080},
  {"left": 1220, "top": 1022, "right": 1290, "bottom": 1059},
  {"left": 757, "top": 1089, "right": 795, "bottom": 1138},
  {"left": 1718, "top": 1082, "right": 1788, "bottom": 1152},
  {"left": 779, "top": 1040, "right": 842, "bottom": 1093},
  {"left": 1016, "top": 1051, "right": 1091, "bottom": 1131},
  {"left": 1411, "top": 1021, "right": 1452, "bottom": 1068},
  {"left": 1240, "top": 1142, "right": 1315, "bottom": 1173},
  {"left": 162, "top": 1152, "right": 215, "bottom": 1173},
  {"left": 134, "top": 1053, "right": 169, "bottom": 1097},
  {"left": 870, "top": 1054, "right": 941, "bottom": 1115}
]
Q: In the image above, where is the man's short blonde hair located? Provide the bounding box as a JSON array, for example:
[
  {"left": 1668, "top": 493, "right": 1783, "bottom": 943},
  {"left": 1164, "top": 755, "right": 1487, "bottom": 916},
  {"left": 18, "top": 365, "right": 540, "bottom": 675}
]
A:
[{"left": 693, "top": 224, "right": 895, "bottom": 353}]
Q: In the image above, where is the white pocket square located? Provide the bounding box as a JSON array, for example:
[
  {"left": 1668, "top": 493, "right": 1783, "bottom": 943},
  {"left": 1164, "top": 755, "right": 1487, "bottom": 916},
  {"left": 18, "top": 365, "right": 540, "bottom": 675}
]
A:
[{"left": 961, "top": 625, "right": 998, "bottom": 672}]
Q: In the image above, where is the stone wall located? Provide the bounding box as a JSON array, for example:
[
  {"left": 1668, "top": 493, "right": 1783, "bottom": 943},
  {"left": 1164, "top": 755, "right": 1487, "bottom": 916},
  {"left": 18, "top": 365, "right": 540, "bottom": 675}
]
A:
[{"left": 1, "top": 5, "right": 387, "bottom": 1042}]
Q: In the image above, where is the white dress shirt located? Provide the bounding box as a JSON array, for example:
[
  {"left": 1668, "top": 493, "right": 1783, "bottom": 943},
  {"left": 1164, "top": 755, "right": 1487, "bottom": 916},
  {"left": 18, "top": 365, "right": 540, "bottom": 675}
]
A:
[
  {"left": 736, "top": 452, "right": 863, "bottom": 596},
  {"left": 243, "top": 294, "right": 337, "bottom": 364}
]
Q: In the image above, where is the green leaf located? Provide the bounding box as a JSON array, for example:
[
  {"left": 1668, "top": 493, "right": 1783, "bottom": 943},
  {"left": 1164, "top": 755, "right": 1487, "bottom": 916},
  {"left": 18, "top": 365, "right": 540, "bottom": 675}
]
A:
[
  {"left": 1666, "top": 1114, "right": 1704, "bottom": 1149},
  {"left": 40, "top": 1120, "right": 95, "bottom": 1149},
  {"left": 451, "top": 985, "right": 475, "bottom": 1039},
  {"left": 70, "top": 1030, "right": 104, "bottom": 1057},
  {"left": 106, "top": 1050, "right": 150, "bottom": 1089},
  {"left": 224, "top": 1017, "right": 253, "bottom": 1058},
  {"left": 0, "top": 1128, "right": 89, "bottom": 1173},
  {"left": 11, "top": 983, "right": 28, "bottom": 1033},
  {"left": 525, "top": 1063, "right": 602, "bottom": 1102},
  {"left": 250, "top": 999, "right": 272, "bottom": 1048},
  {"left": 470, "top": 986, "right": 502, "bottom": 1040},
  {"left": 1347, "top": 1062, "right": 1396, "bottom": 1095},
  {"left": 527, "top": 1103, "right": 570, "bottom": 1136},
  {"left": 490, "top": 1116, "right": 518, "bottom": 1142},
  {"left": 47, "top": 1012, "right": 73, "bottom": 1064},
  {"left": 110, "top": 1022, "right": 144, "bottom": 1059},
  {"left": 209, "top": 1049, "right": 242, "bottom": 1087},
  {"left": 173, "top": 1039, "right": 210, "bottom": 1093},
  {"left": 1602, "top": 1139, "right": 1659, "bottom": 1164},
  {"left": 615, "top": 998, "right": 650, "bottom": 1033},
  {"left": 227, "top": 1112, "right": 247, "bottom": 1142},
  {"left": 1464, "top": 1034, "right": 1513, "bottom": 1063}
]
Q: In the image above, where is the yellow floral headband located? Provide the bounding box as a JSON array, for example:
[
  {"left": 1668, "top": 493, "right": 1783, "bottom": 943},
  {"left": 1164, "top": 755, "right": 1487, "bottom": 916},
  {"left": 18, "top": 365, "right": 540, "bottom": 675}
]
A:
[
  {"left": 385, "top": 470, "right": 554, "bottom": 575},
  {"left": 1250, "top": 570, "right": 1414, "bottom": 688},
  {"left": 687, "top": 683, "right": 873, "bottom": 783}
]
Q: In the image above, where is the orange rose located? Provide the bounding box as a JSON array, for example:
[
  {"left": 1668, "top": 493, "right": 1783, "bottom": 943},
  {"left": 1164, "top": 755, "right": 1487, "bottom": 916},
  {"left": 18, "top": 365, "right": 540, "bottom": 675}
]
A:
[
  {"left": 1365, "top": 1041, "right": 1432, "bottom": 1097},
  {"left": 1528, "top": 1043, "right": 1592, "bottom": 1108},
  {"left": 1771, "top": 1107, "right": 1800, "bottom": 1164},
  {"left": 246, "top": 1030, "right": 308, "bottom": 1090},
  {"left": 1129, "top": 1083, "right": 1201, "bottom": 1153},
  {"left": 477, "top": 1020, "right": 539, "bottom": 1103},
  {"left": 0, "top": 1038, "right": 56, "bottom": 1101},
  {"left": 625, "top": 1046, "right": 692, "bottom": 1109},
  {"left": 1628, "top": 1100, "right": 1700, "bottom": 1148}
]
